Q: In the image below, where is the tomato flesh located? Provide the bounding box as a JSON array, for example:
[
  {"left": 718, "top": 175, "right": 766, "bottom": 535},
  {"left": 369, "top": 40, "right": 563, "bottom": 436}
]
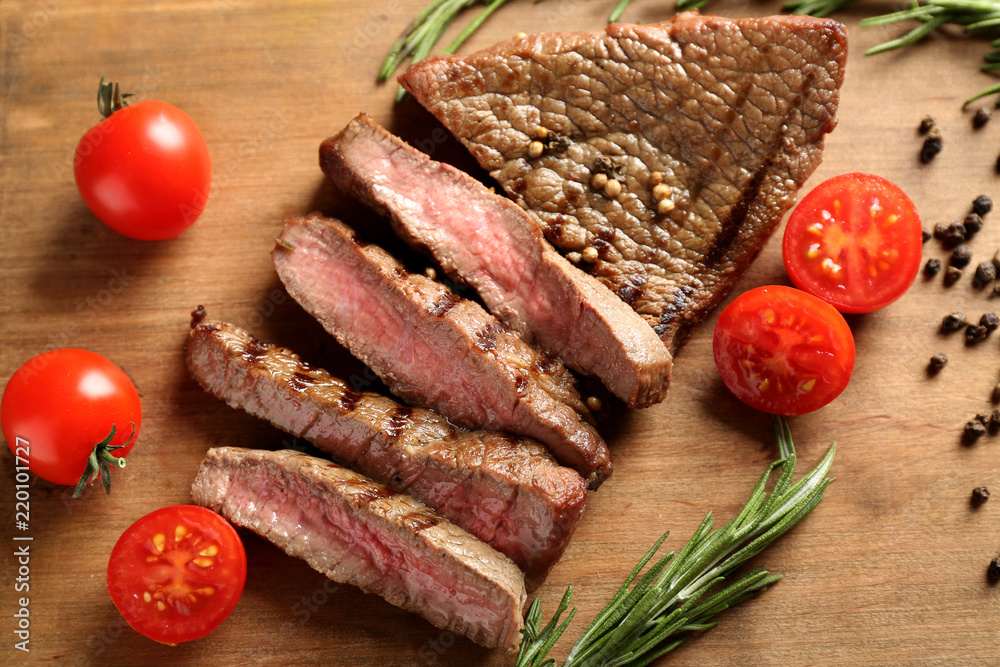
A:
[
  {"left": 713, "top": 285, "right": 856, "bottom": 415},
  {"left": 108, "top": 505, "right": 247, "bottom": 645},
  {"left": 782, "top": 172, "right": 922, "bottom": 313},
  {"left": 2, "top": 349, "right": 141, "bottom": 487},
  {"left": 74, "top": 100, "right": 211, "bottom": 240}
]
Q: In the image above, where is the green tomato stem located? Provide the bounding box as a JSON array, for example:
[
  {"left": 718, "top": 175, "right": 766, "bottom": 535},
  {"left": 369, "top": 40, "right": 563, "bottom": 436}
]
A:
[{"left": 71, "top": 422, "right": 135, "bottom": 498}]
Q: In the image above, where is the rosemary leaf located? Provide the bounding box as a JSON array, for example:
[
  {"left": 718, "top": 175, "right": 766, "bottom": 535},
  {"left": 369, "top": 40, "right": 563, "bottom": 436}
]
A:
[{"left": 516, "top": 417, "right": 836, "bottom": 667}]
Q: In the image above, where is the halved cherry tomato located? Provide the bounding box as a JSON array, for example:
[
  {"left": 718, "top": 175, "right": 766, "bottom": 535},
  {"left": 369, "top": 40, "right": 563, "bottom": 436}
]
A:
[
  {"left": 713, "top": 285, "right": 855, "bottom": 415},
  {"left": 782, "top": 172, "right": 922, "bottom": 314},
  {"left": 107, "top": 505, "right": 247, "bottom": 645}
]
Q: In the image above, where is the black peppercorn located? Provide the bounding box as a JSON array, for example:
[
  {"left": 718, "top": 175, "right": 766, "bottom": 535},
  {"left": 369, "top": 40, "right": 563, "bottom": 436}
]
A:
[
  {"left": 995, "top": 153, "right": 1000, "bottom": 175},
  {"left": 993, "top": 250, "right": 1000, "bottom": 272},
  {"left": 993, "top": 383, "right": 1000, "bottom": 403},
  {"left": 933, "top": 222, "right": 949, "bottom": 239},
  {"left": 920, "top": 130, "right": 943, "bottom": 164},
  {"left": 964, "top": 213, "right": 984, "bottom": 236},
  {"left": 981, "top": 312, "right": 1000, "bottom": 331},
  {"left": 991, "top": 409, "right": 1000, "bottom": 434},
  {"left": 929, "top": 352, "right": 948, "bottom": 371},
  {"left": 973, "top": 195, "right": 993, "bottom": 217},
  {"left": 975, "top": 262, "right": 997, "bottom": 287},
  {"left": 973, "top": 486, "right": 991, "bottom": 504},
  {"left": 944, "top": 266, "right": 963, "bottom": 285},
  {"left": 945, "top": 222, "right": 967, "bottom": 246},
  {"left": 974, "top": 107, "right": 992, "bottom": 129},
  {"left": 918, "top": 115, "right": 935, "bottom": 134},
  {"left": 976, "top": 412, "right": 992, "bottom": 426},
  {"left": 951, "top": 245, "right": 973, "bottom": 268},
  {"left": 989, "top": 558, "right": 1000, "bottom": 581},
  {"left": 922, "top": 226, "right": 932, "bottom": 243},
  {"left": 966, "top": 419, "right": 988, "bottom": 439},
  {"left": 966, "top": 324, "right": 989, "bottom": 344},
  {"left": 924, "top": 258, "right": 943, "bottom": 276},
  {"left": 942, "top": 312, "right": 967, "bottom": 332}
]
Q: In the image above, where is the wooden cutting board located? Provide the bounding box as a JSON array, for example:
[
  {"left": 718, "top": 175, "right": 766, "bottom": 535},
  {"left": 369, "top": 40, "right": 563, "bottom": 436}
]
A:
[{"left": 3, "top": 0, "right": 1000, "bottom": 664}]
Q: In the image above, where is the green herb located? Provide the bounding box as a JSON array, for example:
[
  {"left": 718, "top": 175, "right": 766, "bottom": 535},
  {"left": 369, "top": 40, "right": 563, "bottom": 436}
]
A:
[{"left": 516, "top": 417, "right": 835, "bottom": 666}]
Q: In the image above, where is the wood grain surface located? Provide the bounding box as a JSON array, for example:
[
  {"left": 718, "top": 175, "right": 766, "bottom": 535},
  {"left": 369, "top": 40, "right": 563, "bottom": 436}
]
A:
[{"left": 3, "top": 0, "right": 1000, "bottom": 664}]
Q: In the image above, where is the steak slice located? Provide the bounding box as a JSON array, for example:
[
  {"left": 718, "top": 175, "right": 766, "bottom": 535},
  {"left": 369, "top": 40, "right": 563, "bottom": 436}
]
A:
[
  {"left": 400, "top": 12, "right": 847, "bottom": 353},
  {"left": 186, "top": 318, "right": 586, "bottom": 589},
  {"left": 320, "top": 114, "right": 672, "bottom": 409},
  {"left": 191, "top": 447, "right": 526, "bottom": 649},
  {"left": 272, "top": 213, "right": 612, "bottom": 488}
]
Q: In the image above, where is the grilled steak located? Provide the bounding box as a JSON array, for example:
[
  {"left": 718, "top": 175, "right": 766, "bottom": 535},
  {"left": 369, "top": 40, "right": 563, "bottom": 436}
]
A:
[
  {"left": 272, "top": 213, "right": 612, "bottom": 488},
  {"left": 186, "top": 318, "right": 586, "bottom": 589},
  {"left": 320, "top": 114, "right": 672, "bottom": 409},
  {"left": 191, "top": 447, "right": 526, "bottom": 649},
  {"left": 400, "top": 12, "right": 847, "bottom": 353}
]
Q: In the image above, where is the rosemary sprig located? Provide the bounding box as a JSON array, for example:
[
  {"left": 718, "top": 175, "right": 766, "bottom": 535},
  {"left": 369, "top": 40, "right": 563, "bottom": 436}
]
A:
[{"left": 516, "top": 417, "right": 835, "bottom": 667}]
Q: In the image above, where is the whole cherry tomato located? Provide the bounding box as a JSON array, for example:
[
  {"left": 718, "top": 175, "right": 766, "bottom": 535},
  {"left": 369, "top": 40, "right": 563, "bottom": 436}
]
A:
[
  {"left": 1, "top": 348, "right": 141, "bottom": 495},
  {"left": 74, "top": 78, "right": 211, "bottom": 240}
]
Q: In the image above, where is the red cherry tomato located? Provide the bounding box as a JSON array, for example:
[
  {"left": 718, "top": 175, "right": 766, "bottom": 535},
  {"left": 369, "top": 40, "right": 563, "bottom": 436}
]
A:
[
  {"left": 782, "top": 172, "right": 922, "bottom": 314},
  {"left": 74, "top": 81, "right": 211, "bottom": 240},
  {"left": 2, "top": 349, "right": 141, "bottom": 494},
  {"left": 108, "top": 505, "right": 247, "bottom": 645},
  {"left": 713, "top": 285, "right": 856, "bottom": 415}
]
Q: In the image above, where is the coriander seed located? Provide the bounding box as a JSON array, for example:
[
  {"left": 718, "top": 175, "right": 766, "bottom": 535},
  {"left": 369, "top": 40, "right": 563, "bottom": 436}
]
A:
[
  {"left": 424, "top": 267, "right": 437, "bottom": 280},
  {"left": 650, "top": 171, "right": 664, "bottom": 186},
  {"left": 528, "top": 140, "right": 544, "bottom": 158},
  {"left": 590, "top": 172, "right": 608, "bottom": 191},
  {"left": 586, "top": 395, "right": 602, "bottom": 411},
  {"left": 535, "top": 127, "right": 549, "bottom": 141},
  {"left": 657, "top": 198, "right": 675, "bottom": 215},
  {"left": 652, "top": 183, "right": 671, "bottom": 201},
  {"left": 604, "top": 178, "right": 622, "bottom": 198},
  {"left": 581, "top": 246, "right": 599, "bottom": 262}
]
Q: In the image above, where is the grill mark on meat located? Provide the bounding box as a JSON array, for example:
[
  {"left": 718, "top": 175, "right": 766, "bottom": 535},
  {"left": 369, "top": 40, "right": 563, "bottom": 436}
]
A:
[
  {"left": 428, "top": 292, "right": 460, "bottom": 317},
  {"left": 190, "top": 447, "right": 526, "bottom": 649},
  {"left": 475, "top": 322, "right": 499, "bottom": 353},
  {"left": 242, "top": 338, "right": 266, "bottom": 364},
  {"left": 288, "top": 371, "right": 319, "bottom": 393},
  {"left": 272, "top": 214, "right": 611, "bottom": 488},
  {"left": 386, "top": 406, "right": 413, "bottom": 438},
  {"left": 337, "top": 388, "right": 363, "bottom": 413},
  {"left": 403, "top": 510, "right": 440, "bottom": 532},
  {"left": 319, "top": 114, "right": 672, "bottom": 409},
  {"left": 186, "top": 319, "right": 587, "bottom": 589},
  {"left": 399, "top": 12, "right": 846, "bottom": 356}
]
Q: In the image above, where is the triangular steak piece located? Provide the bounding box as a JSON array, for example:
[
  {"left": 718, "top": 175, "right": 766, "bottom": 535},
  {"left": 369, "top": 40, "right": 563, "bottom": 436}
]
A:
[{"left": 400, "top": 12, "right": 847, "bottom": 352}]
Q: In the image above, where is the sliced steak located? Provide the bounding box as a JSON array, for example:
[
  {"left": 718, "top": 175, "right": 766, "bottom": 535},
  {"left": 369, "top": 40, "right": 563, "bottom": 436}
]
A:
[
  {"left": 272, "top": 213, "right": 611, "bottom": 488},
  {"left": 400, "top": 12, "right": 847, "bottom": 353},
  {"left": 191, "top": 447, "right": 526, "bottom": 649},
  {"left": 186, "top": 318, "right": 586, "bottom": 589},
  {"left": 320, "top": 114, "right": 672, "bottom": 408}
]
